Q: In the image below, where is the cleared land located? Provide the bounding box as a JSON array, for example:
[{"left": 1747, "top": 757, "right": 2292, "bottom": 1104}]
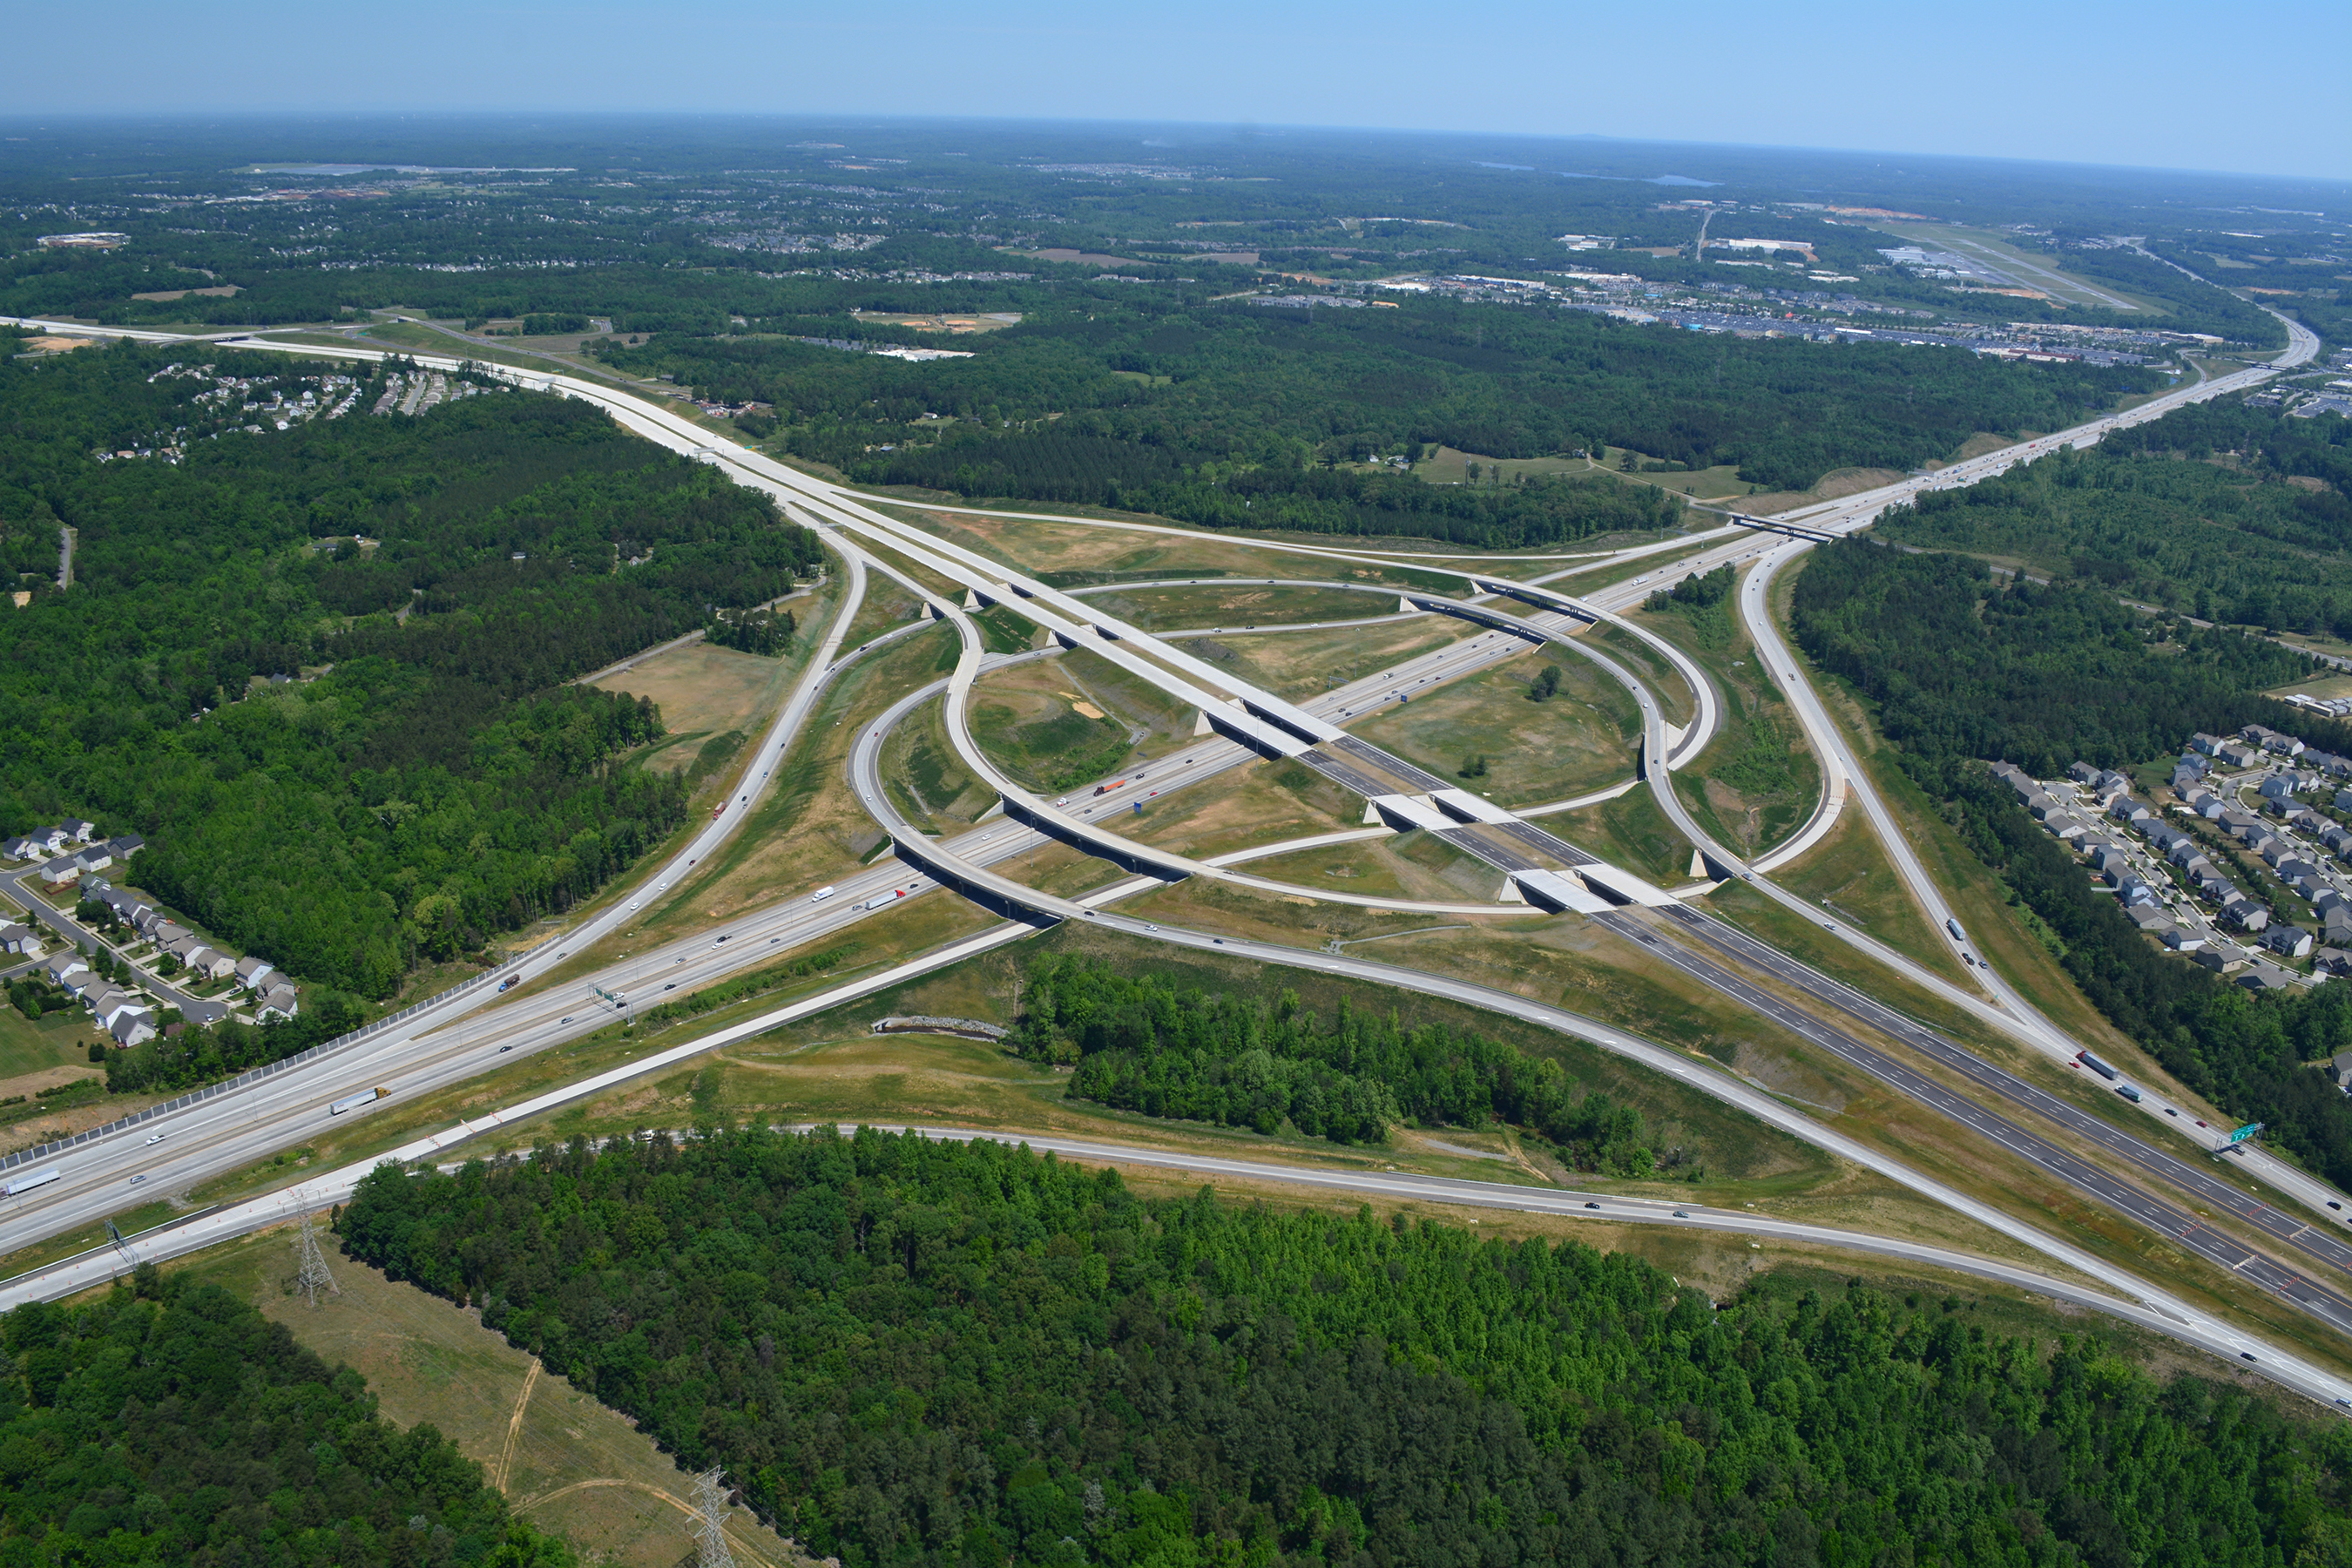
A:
[
  {"left": 888, "top": 506, "right": 1467, "bottom": 592},
  {"left": 969, "top": 647, "right": 1196, "bottom": 793},
  {"left": 1350, "top": 644, "right": 1638, "bottom": 806},
  {"left": 1126, "top": 756, "right": 1363, "bottom": 862},
  {"left": 1179, "top": 619, "right": 1471, "bottom": 704},
  {"left": 168, "top": 1227, "right": 799, "bottom": 1568},
  {"left": 1743, "top": 466, "right": 1909, "bottom": 517},
  {"left": 592, "top": 639, "right": 793, "bottom": 773},
  {"left": 1232, "top": 830, "right": 1511, "bottom": 904},
  {"left": 1084, "top": 582, "right": 1402, "bottom": 631}
]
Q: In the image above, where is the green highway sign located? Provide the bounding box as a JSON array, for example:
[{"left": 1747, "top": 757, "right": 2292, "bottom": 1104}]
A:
[{"left": 2227, "top": 1121, "right": 2263, "bottom": 1146}]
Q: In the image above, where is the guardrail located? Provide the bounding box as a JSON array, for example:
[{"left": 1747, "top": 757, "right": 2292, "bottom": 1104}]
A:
[{"left": 0, "top": 924, "right": 574, "bottom": 1174}]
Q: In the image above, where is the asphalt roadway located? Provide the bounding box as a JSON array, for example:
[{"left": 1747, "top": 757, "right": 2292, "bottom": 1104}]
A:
[{"left": 3, "top": 310, "right": 2343, "bottom": 1397}]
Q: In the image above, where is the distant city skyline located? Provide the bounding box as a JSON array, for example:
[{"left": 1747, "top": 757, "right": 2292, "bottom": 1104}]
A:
[{"left": 4, "top": 0, "right": 2347, "bottom": 183}]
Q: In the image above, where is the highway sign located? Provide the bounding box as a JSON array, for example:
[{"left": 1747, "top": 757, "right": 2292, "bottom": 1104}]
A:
[{"left": 2228, "top": 1121, "right": 2263, "bottom": 1146}]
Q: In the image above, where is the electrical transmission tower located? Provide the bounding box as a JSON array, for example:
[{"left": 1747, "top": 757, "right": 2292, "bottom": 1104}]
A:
[
  {"left": 293, "top": 1209, "right": 340, "bottom": 1307},
  {"left": 690, "top": 1468, "right": 735, "bottom": 1568}
]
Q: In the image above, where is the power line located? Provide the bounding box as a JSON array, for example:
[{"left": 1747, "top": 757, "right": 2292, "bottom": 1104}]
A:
[
  {"left": 691, "top": 1467, "right": 735, "bottom": 1568},
  {"left": 293, "top": 1209, "right": 339, "bottom": 1307}
]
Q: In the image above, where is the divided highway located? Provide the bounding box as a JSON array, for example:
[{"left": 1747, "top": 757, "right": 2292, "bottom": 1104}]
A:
[{"left": 5, "top": 309, "right": 2346, "bottom": 1404}]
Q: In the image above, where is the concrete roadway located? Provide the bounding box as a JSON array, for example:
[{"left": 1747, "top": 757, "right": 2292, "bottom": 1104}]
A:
[
  {"left": 842, "top": 693, "right": 2352, "bottom": 1408},
  {"left": 0, "top": 561, "right": 1557, "bottom": 1259},
  {"left": 9, "top": 312, "right": 2342, "bottom": 1382},
  {"left": 0, "top": 548, "right": 887, "bottom": 1245},
  {"left": 886, "top": 566, "right": 2352, "bottom": 1342}
]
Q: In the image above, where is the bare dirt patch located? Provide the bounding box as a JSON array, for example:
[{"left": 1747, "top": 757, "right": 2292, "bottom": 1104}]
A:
[{"left": 592, "top": 640, "right": 792, "bottom": 751}]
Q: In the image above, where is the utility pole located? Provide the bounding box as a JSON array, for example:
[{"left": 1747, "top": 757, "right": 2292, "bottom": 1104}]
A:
[
  {"left": 691, "top": 1467, "right": 735, "bottom": 1568},
  {"left": 293, "top": 1208, "right": 340, "bottom": 1307}
]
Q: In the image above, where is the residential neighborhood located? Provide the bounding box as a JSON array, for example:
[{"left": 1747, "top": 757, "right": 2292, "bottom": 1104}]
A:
[
  {"left": 0, "top": 820, "right": 297, "bottom": 1046},
  {"left": 1997, "top": 724, "right": 2352, "bottom": 1000}
]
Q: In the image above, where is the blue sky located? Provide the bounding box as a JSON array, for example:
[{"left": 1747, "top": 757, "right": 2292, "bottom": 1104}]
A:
[{"left": 12, "top": 0, "right": 2348, "bottom": 181}]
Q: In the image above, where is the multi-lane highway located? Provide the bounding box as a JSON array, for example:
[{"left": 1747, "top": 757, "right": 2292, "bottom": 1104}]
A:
[{"left": 4, "top": 308, "right": 2344, "bottom": 1402}]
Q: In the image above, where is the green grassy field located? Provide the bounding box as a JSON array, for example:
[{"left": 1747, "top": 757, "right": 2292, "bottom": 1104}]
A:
[
  {"left": 1085, "top": 582, "right": 1397, "bottom": 631},
  {"left": 1544, "top": 784, "right": 1693, "bottom": 885},
  {"left": 0, "top": 1005, "right": 98, "bottom": 1083},
  {"left": 1350, "top": 645, "right": 1639, "bottom": 806}
]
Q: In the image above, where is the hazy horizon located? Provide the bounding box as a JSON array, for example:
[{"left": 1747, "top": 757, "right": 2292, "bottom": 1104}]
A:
[{"left": 8, "top": 0, "right": 2346, "bottom": 183}]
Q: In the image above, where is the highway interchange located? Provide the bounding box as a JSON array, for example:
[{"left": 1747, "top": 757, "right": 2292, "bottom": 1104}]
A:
[{"left": 2, "top": 308, "right": 2348, "bottom": 1405}]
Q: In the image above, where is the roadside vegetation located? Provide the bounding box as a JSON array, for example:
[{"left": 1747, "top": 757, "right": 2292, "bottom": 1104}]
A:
[
  {"left": 339, "top": 1123, "right": 2352, "bottom": 1568},
  {"left": 0, "top": 342, "right": 821, "bottom": 1008},
  {"left": 0, "top": 1268, "right": 573, "bottom": 1565},
  {"left": 1791, "top": 532, "right": 2352, "bottom": 1186}
]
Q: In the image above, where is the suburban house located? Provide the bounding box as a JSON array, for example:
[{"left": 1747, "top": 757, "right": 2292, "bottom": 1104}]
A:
[
  {"left": 86, "top": 987, "right": 151, "bottom": 1031},
  {"left": 233, "top": 956, "right": 275, "bottom": 991},
  {"left": 2266, "top": 924, "right": 2316, "bottom": 960},
  {"left": 2165, "top": 926, "right": 2207, "bottom": 953},
  {"left": 2245, "top": 725, "right": 2304, "bottom": 757},
  {"left": 89, "top": 886, "right": 148, "bottom": 926},
  {"left": 2239, "top": 963, "right": 2299, "bottom": 992},
  {"left": 2191, "top": 733, "right": 2227, "bottom": 756},
  {"left": 2067, "top": 761, "right": 2100, "bottom": 785},
  {"left": 0, "top": 923, "right": 42, "bottom": 957},
  {"left": 2259, "top": 775, "right": 2300, "bottom": 802},
  {"left": 40, "top": 952, "right": 87, "bottom": 987},
  {"left": 108, "top": 1010, "right": 156, "bottom": 1048},
  {"left": 37, "top": 856, "right": 82, "bottom": 888},
  {"left": 2223, "top": 898, "right": 2273, "bottom": 933},
  {"left": 2220, "top": 741, "right": 2263, "bottom": 768},
  {"left": 57, "top": 819, "right": 95, "bottom": 843},
  {"left": 183, "top": 946, "right": 236, "bottom": 983},
  {"left": 259, "top": 983, "right": 299, "bottom": 1019},
  {"left": 105, "top": 834, "right": 143, "bottom": 859}
]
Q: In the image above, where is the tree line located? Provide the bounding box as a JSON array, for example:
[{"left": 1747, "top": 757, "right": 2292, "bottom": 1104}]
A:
[
  {"left": 1876, "top": 402, "right": 2352, "bottom": 640},
  {"left": 0, "top": 341, "right": 821, "bottom": 1013},
  {"left": 0, "top": 1269, "right": 573, "bottom": 1566},
  {"left": 338, "top": 1124, "right": 2352, "bottom": 1568},
  {"left": 618, "top": 294, "right": 2159, "bottom": 511},
  {"left": 1792, "top": 538, "right": 2352, "bottom": 1186},
  {"left": 1010, "top": 954, "right": 1668, "bottom": 1174}
]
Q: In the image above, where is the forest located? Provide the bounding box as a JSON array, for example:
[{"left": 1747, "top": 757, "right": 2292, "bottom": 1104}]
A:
[
  {"left": 338, "top": 1124, "right": 2352, "bottom": 1568},
  {"left": 1875, "top": 400, "right": 2352, "bottom": 636},
  {"left": 1790, "top": 539, "right": 2352, "bottom": 1185},
  {"left": 0, "top": 1269, "right": 572, "bottom": 1566},
  {"left": 1009, "top": 954, "right": 1665, "bottom": 1174},
  {"left": 0, "top": 340, "right": 822, "bottom": 1014},
  {"left": 632, "top": 298, "right": 2159, "bottom": 519}
]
